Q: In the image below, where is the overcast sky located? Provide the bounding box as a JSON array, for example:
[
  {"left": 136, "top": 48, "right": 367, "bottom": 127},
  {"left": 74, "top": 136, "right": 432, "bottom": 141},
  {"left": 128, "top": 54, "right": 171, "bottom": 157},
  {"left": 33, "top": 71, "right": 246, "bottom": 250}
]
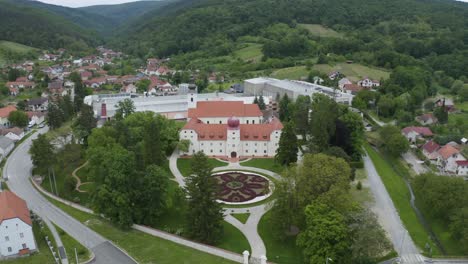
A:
[{"left": 37, "top": 0, "right": 146, "bottom": 8}]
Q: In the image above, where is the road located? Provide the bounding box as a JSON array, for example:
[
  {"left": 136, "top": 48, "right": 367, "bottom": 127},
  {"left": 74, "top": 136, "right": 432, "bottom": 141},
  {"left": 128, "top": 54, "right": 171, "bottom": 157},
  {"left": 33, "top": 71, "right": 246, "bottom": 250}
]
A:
[
  {"left": 363, "top": 153, "right": 424, "bottom": 263},
  {"left": 402, "top": 151, "right": 428, "bottom": 175},
  {"left": 3, "top": 128, "right": 137, "bottom": 264}
]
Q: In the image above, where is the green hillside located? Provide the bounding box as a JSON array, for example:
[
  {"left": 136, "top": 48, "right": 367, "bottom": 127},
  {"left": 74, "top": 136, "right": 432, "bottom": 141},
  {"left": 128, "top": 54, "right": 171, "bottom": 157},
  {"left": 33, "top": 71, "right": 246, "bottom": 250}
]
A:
[
  {"left": 0, "top": 41, "right": 38, "bottom": 67},
  {"left": 0, "top": 0, "right": 100, "bottom": 51},
  {"left": 80, "top": 0, "right": 174, "bottom": 25}
]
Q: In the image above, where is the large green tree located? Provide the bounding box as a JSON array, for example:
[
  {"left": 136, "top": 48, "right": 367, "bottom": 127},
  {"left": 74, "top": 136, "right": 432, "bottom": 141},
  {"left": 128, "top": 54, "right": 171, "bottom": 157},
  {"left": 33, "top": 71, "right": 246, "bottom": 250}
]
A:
[
  {"left": 309, "top": 94, "right": 339, "bottom": 152},
  {"left": 73, "top": 104, "right": 96, "bottom": 143},
  {"left": 29, "top": 134, "right": 55, "bottom": 175},
  {"left": 115, "top": 99, "right": 136, "bottom": 120},
  {"left": 185, "top": 152, "right": 224, "bottom": 244},
  {"left": 8, "top": 110, "right": 28, "bottom": 127},
  {"left": 278, "top": 94, "right": 291, "bottom": 122},
  {"left": 297, "top": 202, "right": 350, "bottom": 264},
  {"left": 275, "top": 121, "right": 298, "bottom": 165}
]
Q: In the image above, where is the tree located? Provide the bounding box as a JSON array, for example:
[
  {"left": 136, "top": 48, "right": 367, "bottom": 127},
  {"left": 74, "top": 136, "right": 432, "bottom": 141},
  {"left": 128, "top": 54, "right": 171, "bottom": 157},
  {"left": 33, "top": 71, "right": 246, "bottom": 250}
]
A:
[
  {"left": 115, "top": 99, "right": 135, "bottom": 120},
  {"left": 297, "top": 202, "right": 350, "bottom": 264},
  {"left": 185, "top": 152, "right": 224, "bottom": 244},
  {"left": 377, "top": 94, "right": 395, "bottom": 117},
  {"left": 47, "top": 103, "right": 64, "bottom": 129},
  {"left": 258, "top": 95, "right": 266, "bottom": 110},
  {"left": 278, "top": 94, "right": 291, "bottom": 121},
  {"left": 433, "top": 106, "right": 448, "bottom": 124},
  {"left": 253, "top": 95, "right": 259, "bottom": 105},
  {"left": 73, "top": 104, "right": 96, "bottom": 143},
  {"left": 16, "top": 100, "right": 26, "bottom": 111},
  {"left": 177, "top": 139, "right": 190, "bottom": 153},
  {"left": 136, "top": 79, "right": 151, "bottom": 93},
  {"left": 275, "top": 121, "right": 298, "bottom": 165},
  {"left": 143, "top": 118, "right": 164, "bottom": 166},
  {"left": 70, "top": 71, "right": 86, "bottom": 111},
  {"left": 309, "top": 94, "right": 338, "bottom": 152},
  {"left": 293, "top": 95, "right": 311, "bottom": 137},
  {"left": 29, "top": 134, "right": 55, "bottom": 175},
  {"left": 379, "top": 126, "right": 409, "bottom": 157},
  {"left": 133, "top": 165, "right": 169, "bottom": 225},
  {"left": 8, "top": 110, "right": 28, "bottom": 127},
  {"left": 458, "top": 86, "right": 468, "bottom": 102},
  {"left": 7, "top": 68, "right": 21, "bottom": 82}
]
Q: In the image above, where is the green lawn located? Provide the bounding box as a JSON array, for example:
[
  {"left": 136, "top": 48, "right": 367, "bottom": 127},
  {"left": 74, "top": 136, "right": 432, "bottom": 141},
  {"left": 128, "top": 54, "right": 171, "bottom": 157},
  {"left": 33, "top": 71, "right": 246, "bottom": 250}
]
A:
[
  {"left": 241, "top": 158, "right": 284, "bottom": 174},
  {"left": 298, "top": 24, "right": 343, "bottom": 38},
  {"left": 234, "top": 43, "right": 263, "bottom": 62},
  {"left": 364, "top": 144, "right": 439, "bottom": 255},
  {"left": 258, "top": 211, "right": 303, "bottom": 264},
  {"left": 313, "top": 63, "right": 390, "bottom": 82},
  {"left": 47, "top": 198, "right": 238, "bottom": 264},
  {"left": 177, "top": 158, "right": 227, "bottom": 177},
  {"left": 3, "top": 221, "right": 55, "bottom": 264},
  {"left": 271, "top": 66, "right": 309, "bottom": 80},
  {"left": 54, "top": 224, "right": 91, "bottom": 263},
  {"left": 456, "top": 101, "right": 468, "bottom": 111},
  {"left": 0, "top": 41, "right": 37, "bottom": 67},
  {"left": 231, "top": 213, "right": 250, "bottom": 224},
  {"left": 218, "top": 221, "right": 251, "bottom": 254}
]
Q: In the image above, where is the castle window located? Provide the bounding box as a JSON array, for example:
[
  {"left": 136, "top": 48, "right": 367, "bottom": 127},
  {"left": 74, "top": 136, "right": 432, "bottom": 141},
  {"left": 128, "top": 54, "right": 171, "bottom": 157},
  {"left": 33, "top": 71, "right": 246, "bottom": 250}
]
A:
[
  {"left": 264, "top": 150, "right": 267, "bottom": 153},
  {"left": 210, "top": 150, "right": 213, "bottom": 153},
  {"left": 247, "top": 120, "right": 249, "bottom": 124},
  {"left": 219, "top": 121, "right": 222, "bottom": 124},
  {"left": 207, "top": 121, "right": 210, "bottom": 124},
  {"left": 191, "top": 98, "right": 193, "bottom": 102},
  {"left": 252, "top": 120, "right": 255, "bottom": 124}
]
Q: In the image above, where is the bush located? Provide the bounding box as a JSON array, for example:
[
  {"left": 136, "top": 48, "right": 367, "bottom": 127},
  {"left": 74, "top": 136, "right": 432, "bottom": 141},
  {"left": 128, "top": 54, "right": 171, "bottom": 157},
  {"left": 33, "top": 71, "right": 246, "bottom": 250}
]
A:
[
  {"left": 350, "top": 161, "right": 364, "bottom": 168},
  {"left": 356, "top": 181, "right": 362, "bottom": 190}
]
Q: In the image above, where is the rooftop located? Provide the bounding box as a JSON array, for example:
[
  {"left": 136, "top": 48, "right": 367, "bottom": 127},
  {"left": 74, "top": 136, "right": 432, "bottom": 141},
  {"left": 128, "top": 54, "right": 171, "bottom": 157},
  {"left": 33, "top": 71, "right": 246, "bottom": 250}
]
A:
[
  {"left": 188, "top": 101, "right": 263, "bottom": 118},
  {"left": 0, "top": 191, "right": 32, "bottom": 226}
]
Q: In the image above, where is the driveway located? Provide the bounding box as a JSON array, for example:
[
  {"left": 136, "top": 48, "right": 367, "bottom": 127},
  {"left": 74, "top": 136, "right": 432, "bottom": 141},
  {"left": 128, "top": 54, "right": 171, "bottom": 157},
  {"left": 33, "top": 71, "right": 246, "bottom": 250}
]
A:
[
  {"left": 3, "top": 128, "right": 137, "bottom": 264},
  {"left": 402, "top": 152, "right": 428, "bottom": 175}
]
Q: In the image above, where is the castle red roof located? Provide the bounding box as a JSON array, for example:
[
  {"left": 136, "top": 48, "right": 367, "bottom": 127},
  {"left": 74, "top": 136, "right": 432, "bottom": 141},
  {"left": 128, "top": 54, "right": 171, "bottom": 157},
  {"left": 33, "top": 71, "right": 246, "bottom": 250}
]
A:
[
  {"left": 0, "top": 191, "right": 32, "bottom": 226},
  {"left": 183, "top": 117, "right": 283, "bottom": 141},
  {"left": 188, "top": 101, "right": 263, "bottom": 118}
]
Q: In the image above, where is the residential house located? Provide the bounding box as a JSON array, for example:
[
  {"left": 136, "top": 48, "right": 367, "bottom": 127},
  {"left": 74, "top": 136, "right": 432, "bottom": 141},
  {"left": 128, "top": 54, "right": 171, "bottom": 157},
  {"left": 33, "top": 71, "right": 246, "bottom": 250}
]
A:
[
  {"left": 357, "top": 77, "right": 380, "bottom": 88},
  {"left": 26, "top": 98, "right": 48, "bottom": 112},
  {"left": 0, "top": 191, "right": 37, "bottom": 258},
  {"left": 436, "top": 144, "right": 466, "bottom": 173},
  {"left": 9, "top": 87, "right": 19, "bottom": 96},
  {"left": 48, "top": 81, "right": 64, "bottom": 96},
  {"left": 0, "top": 136, "right": 14, "bottom": 160},
  {"left": 0, "top": 106, "right": 17, "bottom": 128},
  {"left": 156, "top": 66, "right": 170, "bottom": 76},
  {"left": 422, "top": 141, "right": 440, "bottom": 160},
  {"left": 328, "top": 71, "right": 341, "bottom": 80},
  {"left": 26, "top": 112, "right": 45, "bottom": 125},
  {"left": 401, "top": 126, "right": 433, "bottom": 143},
  {"left": 435, "top": 98, "right": 455, "bottom": 112},
  {"left": 343, "top": 84, "right": 364, "bottom": 95},
  {"left": 416, "top": 113, "right": 438, "bottom": 125},
  {"left": 5, "top": 80, "right": 35, "bottom": 90},
  {"left": 84, "top": 77, "right": 107, "bottom": 89},
  {"left": 121, "top": 84, "right": 137, "bottom": 94},
  {"left": 80, "top": 71, "right": 93, "bottom": 81},
  {"left": 0, "top": 127, "right": 24, "bottom": 142},
  {"left": 338, "top": 78, "right": 352, "bottom": 89},
  {"left": 456, "top": 160, "right": 468, "bottom": 176}
]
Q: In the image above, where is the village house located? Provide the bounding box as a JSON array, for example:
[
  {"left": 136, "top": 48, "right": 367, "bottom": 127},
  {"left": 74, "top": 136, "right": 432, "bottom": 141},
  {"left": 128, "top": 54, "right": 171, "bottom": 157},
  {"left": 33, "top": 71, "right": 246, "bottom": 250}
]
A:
[
  {"left": 121, "top": 84, "right": 137, "bottom": 94},
  {"left": 338, "top": 78, "right": 352, "bottom": 89},
  {"left": 416, "top": 113, "right": 438, "bottom": 125},
  {"left": 0, "top": 106, "right": 17, "bottom": 128},
  {"left": 0, "top": 136, "right": 14, "bottom": 160},
  {"left": 80, "top": 71, "right": 93, "bottom": 81},
  {"left": 343, "top": 83, "right": 364, "bottom": 95},
  {"left": 6, "top": 80, "right": 35, "bottom": 90},
  {"left": 357, "top": 77, "right": 380, "bottom": 88},
  {"left": 9, "top": 87, "right": 19, "bottom": 97},
  {"left": 422, "top": 141, "right": 440, "bottom": 160},
  {"left": 436, "top": 144, "right": 466, "bottom": 173},
  {"left": 26, "top": 98, "right": 48, "bottom": 112},
  {"left": 328, "top": 71, "right": 341, "bottom": 80},
  {"left": 27, "top": 112, "right": 46, "bottom": 125},
  {"left": 435, "top": 98, "right": 455, "bottom": 112},
  {"left": 180, "top": 100, "right": 283, "bottom": 159},
  {"left": 0, "top": 191, "right": 37, "bottom": 259},
  {"left": 0, "top": 127, "right": 24, "bottom": 142},
  {"left": 401, "top": 126, "right": 433, "bottom": 143},
  {"left": 456, "top": 160, "right": 468, "bottom": 176}
]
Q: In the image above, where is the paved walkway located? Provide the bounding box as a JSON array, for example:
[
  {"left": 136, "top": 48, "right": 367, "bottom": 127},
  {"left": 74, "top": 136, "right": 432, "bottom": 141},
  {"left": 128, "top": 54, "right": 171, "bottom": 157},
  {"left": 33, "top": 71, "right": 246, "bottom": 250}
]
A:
[
  {"left": 43, "top": 217, "right": 69, "bottom": 264},
  {"left": 168, "top": 150, "right": 278, "bottom": 259}
]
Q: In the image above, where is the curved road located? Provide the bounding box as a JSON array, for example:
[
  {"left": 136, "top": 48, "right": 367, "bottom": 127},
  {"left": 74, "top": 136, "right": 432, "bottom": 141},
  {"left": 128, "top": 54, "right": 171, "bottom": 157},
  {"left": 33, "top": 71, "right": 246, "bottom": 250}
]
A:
[{"left": 3, "top": 128, "right": 137, "bottom": 264}]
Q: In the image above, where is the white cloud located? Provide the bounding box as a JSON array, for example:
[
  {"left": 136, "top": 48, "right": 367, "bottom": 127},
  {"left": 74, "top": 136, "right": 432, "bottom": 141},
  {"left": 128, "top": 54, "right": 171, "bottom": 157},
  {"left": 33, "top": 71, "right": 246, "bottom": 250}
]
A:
[{"left": 36, "top": 0, "right": 142, "bottom": 8}]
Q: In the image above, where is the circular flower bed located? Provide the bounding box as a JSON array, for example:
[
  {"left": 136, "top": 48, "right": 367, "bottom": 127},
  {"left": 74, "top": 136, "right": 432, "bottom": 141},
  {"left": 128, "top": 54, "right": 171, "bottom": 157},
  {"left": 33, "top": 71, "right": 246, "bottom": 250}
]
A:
[{"left": 213, "top": 171, "right": 270, "bottom": 203}]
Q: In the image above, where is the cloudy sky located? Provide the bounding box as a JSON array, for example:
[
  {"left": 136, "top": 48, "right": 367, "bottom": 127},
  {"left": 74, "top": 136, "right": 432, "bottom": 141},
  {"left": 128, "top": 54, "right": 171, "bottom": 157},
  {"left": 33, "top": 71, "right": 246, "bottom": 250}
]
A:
[{"left": 37, "top": 0, "right": 146, "bottom": 8}]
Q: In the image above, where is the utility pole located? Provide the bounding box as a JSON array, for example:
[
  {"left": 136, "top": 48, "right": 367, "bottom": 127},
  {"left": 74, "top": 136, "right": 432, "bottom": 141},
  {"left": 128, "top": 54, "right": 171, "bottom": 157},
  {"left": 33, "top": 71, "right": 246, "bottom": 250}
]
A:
[
  {"left": 52, "top": 168, "right": 58, "bottom": 196},
  {"left": 48, "top": 168, "right": 54, "bottom": 194},
  {"left": 75, "top": 248, "right": 78, "bottom": 264}
]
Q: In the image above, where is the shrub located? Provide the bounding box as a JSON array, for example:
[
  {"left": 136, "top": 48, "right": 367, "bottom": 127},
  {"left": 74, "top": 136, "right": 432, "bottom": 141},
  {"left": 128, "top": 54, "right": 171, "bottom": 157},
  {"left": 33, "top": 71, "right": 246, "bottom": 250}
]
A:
[{"left": 356, "top": 181, "right": 362, "bottom": 190}]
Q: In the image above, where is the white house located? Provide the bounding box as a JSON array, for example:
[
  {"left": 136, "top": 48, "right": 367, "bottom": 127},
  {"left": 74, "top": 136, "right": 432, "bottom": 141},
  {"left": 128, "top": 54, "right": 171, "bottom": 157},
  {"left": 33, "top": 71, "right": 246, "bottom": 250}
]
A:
[
  {"left": 26, "top": 98, "right": 48, "bottom": 112},
  {"left": 338, "top": 78, "right": 352, "bottom": 89},
  {"left": 357, "top": 77, "right": 380, "bottom": 88},
  {"left": 436, "top": 144, "right": 466, "bottom": 173},
  {"left": 0, "top": 128, "right": 24, "bottom": 142},
  {"left": 26, "top": 112, "right": 45, "bottom": 125},
  {"left": 401, "top": 126, "right": 433, "bottom": 143},
  {"left": 456, "top": 160, "right": 468, "bottom": 176},
  {"left": 180, "top": 100, "right": 283, "bottom": 158},
  {"left": 0, "top": 106, "right": 17, "bottom": 128},
  {"left": 0, "top": 191, "right": 37, "bottom": 258}
]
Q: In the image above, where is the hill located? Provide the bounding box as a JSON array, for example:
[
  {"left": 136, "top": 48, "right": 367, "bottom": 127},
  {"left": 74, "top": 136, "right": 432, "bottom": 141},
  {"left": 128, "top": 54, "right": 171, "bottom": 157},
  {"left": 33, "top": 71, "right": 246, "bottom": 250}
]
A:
[
  {"left": 0, "top": 41, "right": 38, "bottom": 67},
  {"left": 80, "top": 0, "right": 174, "bottom": 26},
  {"left": 0, "top": 0, "right": 99, "bottom": 51},
  {"left": 115, "top": 0, "right": 468, "bottom": 79}
]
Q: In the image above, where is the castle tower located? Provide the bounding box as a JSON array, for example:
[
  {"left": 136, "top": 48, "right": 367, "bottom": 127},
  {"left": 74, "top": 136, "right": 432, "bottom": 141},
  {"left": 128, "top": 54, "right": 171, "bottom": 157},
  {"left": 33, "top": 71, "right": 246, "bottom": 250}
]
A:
[
  {"left": 226, "top": 117, "right": 240, "bottom": 158},
  {"left": 187, "top": 83, "right": 198, "bottom": 109}
]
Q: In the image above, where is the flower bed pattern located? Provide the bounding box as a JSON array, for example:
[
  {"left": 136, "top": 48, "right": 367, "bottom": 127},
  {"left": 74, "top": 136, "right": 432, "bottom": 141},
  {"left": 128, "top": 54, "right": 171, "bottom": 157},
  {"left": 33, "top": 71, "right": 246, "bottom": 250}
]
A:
[{"left": 214, "top": 172, "right": 270, "bottom": 203}]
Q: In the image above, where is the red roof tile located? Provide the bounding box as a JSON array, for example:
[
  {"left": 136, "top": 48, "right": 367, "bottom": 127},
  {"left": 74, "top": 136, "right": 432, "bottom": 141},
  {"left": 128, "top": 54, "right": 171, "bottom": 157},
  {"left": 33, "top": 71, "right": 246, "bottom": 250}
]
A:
[
  {"left": 0, "top": 105, "right": 17, "bottom": 118},
  {"left": 422, "top": 141, "right": 440, "bottom": 154},
  {"left": 437, "top": 145, "right": 460, "bottom": 160},
  {"left": 401, "top": 126, "right": 433, "bottom": 136},
  {"left": 0, "top": 191, "right": 32, "bottom": 226},
  {"left": 188, "top": 101, "right": 262, "bottom": 118},
  {"left": 456, "top": 160, "right": 468, "bottom": 166}
]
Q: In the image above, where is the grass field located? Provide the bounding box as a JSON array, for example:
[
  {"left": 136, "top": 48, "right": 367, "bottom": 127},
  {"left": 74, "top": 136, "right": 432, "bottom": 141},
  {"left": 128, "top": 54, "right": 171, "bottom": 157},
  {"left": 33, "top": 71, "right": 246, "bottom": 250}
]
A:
[
  {"left": 218, "top": 221, "right": 251, "bottom": 254},
  {"left": 271, "top": 66, "right": 309, "bottom": 80},
  {"left": 364, "top": 144, "right": 439, "bottom": 255},
  {"left": 298, "top": 24, "right": 343, "bottom": 38},
  {"left": 313, "top": 63, "right": 390, "bottom": 82},
  {"left": 456, "top": 101, "right": 468, "bottom": 111},
  {"left": 240, "top": 158, "right": 284, "bottom": 174},
  {"left": 233, "top": 43, "right": 263, "bottom": 62},
  {"left": 0, "top": 41, "right": 37, "bottom": 67},
  {"left": 177, "top": 158, "right": 227, "bottom": 177},
  {"left": 47, "top": 198, "right": 238, "bottom": 264},
  {"left": 258, "top": 211, "right": 303, "bottom": 264},
  {"left": 54, "top": 224, "right": 91, "bottom": 263},
  {"left": 231, "top": 213, "right": 250, "bottom": 224}
]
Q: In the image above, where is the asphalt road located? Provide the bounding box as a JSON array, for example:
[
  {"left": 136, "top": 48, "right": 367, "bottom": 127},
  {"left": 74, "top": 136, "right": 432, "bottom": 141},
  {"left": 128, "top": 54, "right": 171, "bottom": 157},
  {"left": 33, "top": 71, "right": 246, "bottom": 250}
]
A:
[{"left": 3, "top": 128, "right": 137, "bottom": 264}]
